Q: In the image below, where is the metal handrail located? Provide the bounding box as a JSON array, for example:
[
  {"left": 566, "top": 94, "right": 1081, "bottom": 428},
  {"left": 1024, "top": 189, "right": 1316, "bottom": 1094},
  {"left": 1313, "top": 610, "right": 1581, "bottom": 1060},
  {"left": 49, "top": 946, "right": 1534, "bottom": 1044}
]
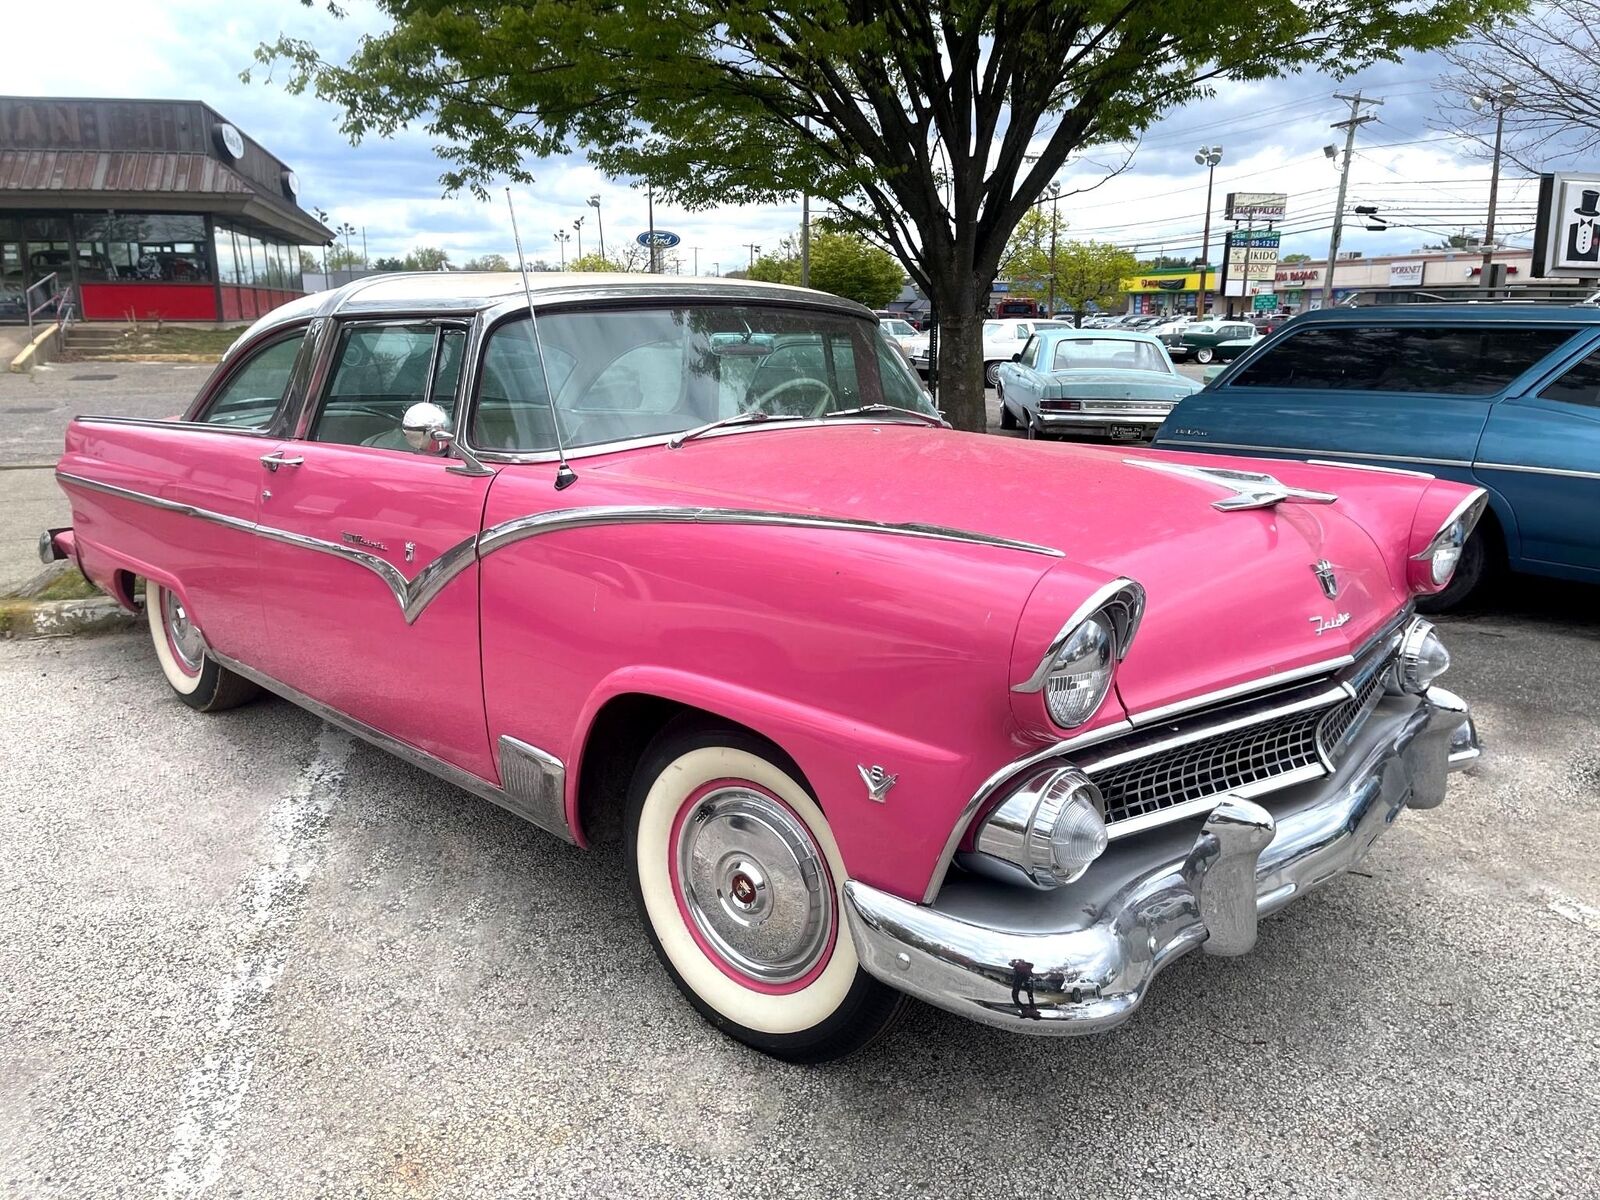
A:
[{"left": 24, "top": 272, "right": 73, "bottom": 341}]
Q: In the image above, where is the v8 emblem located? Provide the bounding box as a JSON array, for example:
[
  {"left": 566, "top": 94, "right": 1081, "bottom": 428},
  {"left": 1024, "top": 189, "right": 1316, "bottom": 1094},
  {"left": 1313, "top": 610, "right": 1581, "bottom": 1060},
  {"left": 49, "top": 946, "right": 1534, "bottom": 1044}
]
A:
[{"left": 857, "top": 764, "right": 898, "bottom": 803}]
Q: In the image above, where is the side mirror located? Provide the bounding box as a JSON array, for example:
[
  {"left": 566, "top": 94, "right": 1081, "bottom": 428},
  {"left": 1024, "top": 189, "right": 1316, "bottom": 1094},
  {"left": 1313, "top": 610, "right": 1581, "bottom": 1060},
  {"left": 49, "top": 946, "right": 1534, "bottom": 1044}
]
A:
[
  {"left": 1011, "top": 352, "right": 1022, "bottom": 362},
  {"left": 401, "top": 402, "right": 453, "bottom": 454}
]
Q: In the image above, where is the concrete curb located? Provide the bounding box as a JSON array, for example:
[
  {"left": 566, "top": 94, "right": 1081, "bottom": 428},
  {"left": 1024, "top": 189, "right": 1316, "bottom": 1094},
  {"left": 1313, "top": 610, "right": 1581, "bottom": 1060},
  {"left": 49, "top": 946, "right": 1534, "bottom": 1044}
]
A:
[
  {"left": 7, "top": 322, "right": 62, "bottom": 373},
  {"left": 59, "top": 352, "right": 222, "bottom": 364},
  {"left": 0, "top": 596, "right": 138, "bottom": 640}
]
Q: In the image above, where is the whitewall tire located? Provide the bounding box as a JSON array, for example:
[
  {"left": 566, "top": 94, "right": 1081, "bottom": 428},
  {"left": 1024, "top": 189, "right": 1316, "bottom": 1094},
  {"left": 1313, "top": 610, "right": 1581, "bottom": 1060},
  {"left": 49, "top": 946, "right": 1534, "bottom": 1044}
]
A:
[
  {"left": 145, "top": 583, "right": 260, "bottom": 712},
  {"left": 625, "top": 718, "right": 907, "bottom": 1062}
]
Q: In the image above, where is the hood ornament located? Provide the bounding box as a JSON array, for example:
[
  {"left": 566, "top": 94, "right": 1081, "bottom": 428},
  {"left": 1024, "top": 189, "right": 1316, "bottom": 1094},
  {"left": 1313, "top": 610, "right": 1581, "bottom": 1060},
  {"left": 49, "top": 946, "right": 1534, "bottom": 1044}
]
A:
[
  {"left": 1312, "top": 559, "right": 1339, "bottom": 600},
  {"left": 1124, "top": 459, "right": 1338, "bottom": 512},
  {"left": 858, "top": 764, "right": 898, "bottom": 803}
]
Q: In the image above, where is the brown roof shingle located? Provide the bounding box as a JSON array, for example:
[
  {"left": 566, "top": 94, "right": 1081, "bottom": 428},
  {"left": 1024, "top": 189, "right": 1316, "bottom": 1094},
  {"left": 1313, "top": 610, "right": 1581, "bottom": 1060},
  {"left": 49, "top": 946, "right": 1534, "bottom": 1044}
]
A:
[{"left": 0, "top": 149, "right": 256, "bottom": 195}]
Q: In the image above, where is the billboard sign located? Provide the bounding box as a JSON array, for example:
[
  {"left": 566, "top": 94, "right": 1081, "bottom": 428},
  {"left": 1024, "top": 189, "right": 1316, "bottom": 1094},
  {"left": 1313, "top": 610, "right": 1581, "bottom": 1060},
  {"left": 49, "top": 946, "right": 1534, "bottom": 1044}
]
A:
[
  {"left": 1225, "top": 192, "right": 1288, "bottom": 220},
  {"left": 1221, "top": 229, "right": 1281, "bottom": 296},
  {"left": 1533, "top": 173, "right": 1600, "bottom": 276},
  {"left": 1389, "top": 261, "right": 1425, "bottom": 287}
]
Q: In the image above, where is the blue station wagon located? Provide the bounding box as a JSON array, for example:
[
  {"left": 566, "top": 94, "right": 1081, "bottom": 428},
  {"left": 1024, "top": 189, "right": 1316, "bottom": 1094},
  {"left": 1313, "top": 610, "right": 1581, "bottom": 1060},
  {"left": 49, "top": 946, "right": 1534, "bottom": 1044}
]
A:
[{"left": 1153, "top": 304, "right": 1600, "bottom": 608}]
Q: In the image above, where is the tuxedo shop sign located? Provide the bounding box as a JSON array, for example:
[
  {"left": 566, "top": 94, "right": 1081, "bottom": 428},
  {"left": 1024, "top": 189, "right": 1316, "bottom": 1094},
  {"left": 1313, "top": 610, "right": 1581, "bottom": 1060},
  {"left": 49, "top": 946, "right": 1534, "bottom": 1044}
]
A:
[{"left": 1534, "top": 173, "right": 1600, "bottom": 276}]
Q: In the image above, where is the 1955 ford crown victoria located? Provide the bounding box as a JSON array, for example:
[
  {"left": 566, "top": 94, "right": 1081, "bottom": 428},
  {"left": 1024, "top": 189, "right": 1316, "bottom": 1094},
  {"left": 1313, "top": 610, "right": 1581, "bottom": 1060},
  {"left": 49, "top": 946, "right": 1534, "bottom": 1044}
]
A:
[{"left": 43, "top": 273, "right": 1484, "bottom": 1062}]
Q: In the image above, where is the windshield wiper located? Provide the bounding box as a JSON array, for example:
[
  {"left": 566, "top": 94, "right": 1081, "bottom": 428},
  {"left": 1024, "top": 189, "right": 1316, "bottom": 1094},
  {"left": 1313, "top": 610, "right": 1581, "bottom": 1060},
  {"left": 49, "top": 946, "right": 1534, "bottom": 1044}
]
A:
[
  {"left": 667, "top": 411, "right": 805, "bottom": 449},
  {"left": 822, "top": 403, "right": 949, "bottom": 427}
]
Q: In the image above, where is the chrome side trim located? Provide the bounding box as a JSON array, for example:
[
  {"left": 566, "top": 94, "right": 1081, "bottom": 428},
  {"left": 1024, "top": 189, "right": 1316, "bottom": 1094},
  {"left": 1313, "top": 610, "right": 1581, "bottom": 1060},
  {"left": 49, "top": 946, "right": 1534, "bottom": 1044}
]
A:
[
  {"left": 56, "top": 471, "right": 480, "bottom": 625},
  {"left": 207, "top": 649, "right": 577, "bottom": 843},
  {"left": 475, "top": 505, "right": 1064, "bottom": 559},
  {"left": 1156, "top": 439, "right": 1474, "bottom": 470},
  {"left": 1012, "top": 578, "right": 1146, "bottom": 694},
  {"left": 1473, "top": 461, "right": 1600, "bottom": 481},
  {"left": 1126, "top": 655, "right": 1355, "bottom": 726},
  {"left": 1305, "top": 458, "right": 1435, "bottom": 479},
  {"left": 73, "top": 414, "right": 280, "bottom": 440},
  {"left": 497, "top": 736, "right": 576, "bottom": 843}
]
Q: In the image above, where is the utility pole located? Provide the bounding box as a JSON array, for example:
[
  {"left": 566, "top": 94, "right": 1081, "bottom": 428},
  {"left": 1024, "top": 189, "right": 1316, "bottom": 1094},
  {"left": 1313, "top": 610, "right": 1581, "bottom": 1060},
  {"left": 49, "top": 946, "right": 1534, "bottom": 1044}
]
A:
[
  {"left": 1322, "top": 91, "right": 1382, "bottom": 309},
  {"left": 747, "top": 243, "right": 760, "bottom": 269},
  {"left": 801, "top": 116, "right": 812, "bottom": 287},
  {"left": 646, "top": 182, "right": 657, "bottom": 273},
  {"left": 691, "top": 246, "right": 700, "bottom": 275},
  {"left": 1045, "top": 181, "right": 1062, "bottom": 317}
]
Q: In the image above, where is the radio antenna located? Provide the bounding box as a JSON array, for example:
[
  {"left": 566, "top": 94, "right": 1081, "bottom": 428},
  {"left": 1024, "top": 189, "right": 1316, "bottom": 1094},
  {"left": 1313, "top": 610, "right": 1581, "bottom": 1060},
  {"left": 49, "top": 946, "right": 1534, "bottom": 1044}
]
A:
[{"left": 505, "top": 187, "right": 577, "bottom": 490}]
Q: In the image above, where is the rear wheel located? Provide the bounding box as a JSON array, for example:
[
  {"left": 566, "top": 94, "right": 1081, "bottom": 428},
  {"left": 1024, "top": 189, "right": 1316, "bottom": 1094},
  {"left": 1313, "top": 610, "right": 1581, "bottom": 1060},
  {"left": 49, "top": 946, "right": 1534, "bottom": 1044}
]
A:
[
  {"left": 1195, "top": 346, "right": 1215, "bottom": 364},
  {"left": 998, "top": 386, "right": 1018, "bottom": 429},
  {"left": 146, "top": 583, "right": 260, "bottom": 711},
  {"left": 625, "top": 718, "right": 907, "bottom": 1063},
  {"left": 984, "top": 360, "right": 1002, "bottom": 387}
]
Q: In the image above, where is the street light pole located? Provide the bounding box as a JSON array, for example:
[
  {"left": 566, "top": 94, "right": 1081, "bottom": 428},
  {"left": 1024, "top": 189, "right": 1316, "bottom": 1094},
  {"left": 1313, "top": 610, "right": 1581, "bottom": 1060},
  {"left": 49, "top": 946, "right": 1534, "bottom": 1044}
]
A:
[
  {"left": 1194, "top": 145, "right": 1223, "bottom": 315},
  {"left": 573, "top": 215, "right": 585, "bottom": 261},
  {"left": 1045, "top": 181, "right": 1062, "bottom": 318},
  {"left": 1472, "top": 85, "right": 1517, "bottom": 294},
  {"left": 587, "top": 195, "right": 605, "bottom": 261},
  {"left": 1322, "top": 91, "right": 1382, "bottom": 309},
  {"left": 554, "top": 230, "right": 570, "bottom": 268},
  {"left": 747, "top": 243, "right": 760, "bottom": 269}
]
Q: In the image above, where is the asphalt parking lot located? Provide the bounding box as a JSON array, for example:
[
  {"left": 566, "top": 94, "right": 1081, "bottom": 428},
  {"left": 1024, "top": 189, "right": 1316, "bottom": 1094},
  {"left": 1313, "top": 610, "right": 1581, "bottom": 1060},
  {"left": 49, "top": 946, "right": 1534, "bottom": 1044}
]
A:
[{"left": 2, "top": 591, "right": 1597, "bottom": 1197}]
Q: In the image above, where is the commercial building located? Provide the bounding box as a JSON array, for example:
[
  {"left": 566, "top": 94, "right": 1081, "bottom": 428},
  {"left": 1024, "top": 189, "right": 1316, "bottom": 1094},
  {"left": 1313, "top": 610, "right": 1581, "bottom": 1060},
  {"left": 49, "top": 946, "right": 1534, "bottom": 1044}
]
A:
[{"left": 1, "top": 96, "right": 331, "bottom": 323}]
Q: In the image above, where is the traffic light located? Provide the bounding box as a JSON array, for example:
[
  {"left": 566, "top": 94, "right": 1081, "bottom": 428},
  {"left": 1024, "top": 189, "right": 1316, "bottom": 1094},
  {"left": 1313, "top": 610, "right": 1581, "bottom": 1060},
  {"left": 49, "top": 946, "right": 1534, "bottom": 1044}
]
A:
[{"left": 1354, "top": 205, "right": 1387, "bottom": 231}]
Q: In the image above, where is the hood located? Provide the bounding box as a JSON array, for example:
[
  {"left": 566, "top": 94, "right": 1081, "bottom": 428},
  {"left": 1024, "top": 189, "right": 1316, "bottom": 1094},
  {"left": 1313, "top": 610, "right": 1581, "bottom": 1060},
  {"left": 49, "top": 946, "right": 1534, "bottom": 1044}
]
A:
[{"left": 572, "top": 425, "right": 1411, "bottom": 714}]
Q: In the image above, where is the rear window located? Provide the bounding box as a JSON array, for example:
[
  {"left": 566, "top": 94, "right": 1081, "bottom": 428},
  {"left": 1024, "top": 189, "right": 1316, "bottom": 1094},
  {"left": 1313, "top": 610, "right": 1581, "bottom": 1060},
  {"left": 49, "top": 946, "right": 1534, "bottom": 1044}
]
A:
[{"left": 1230, "top": 324, "right": 1578, "bottom": 395}]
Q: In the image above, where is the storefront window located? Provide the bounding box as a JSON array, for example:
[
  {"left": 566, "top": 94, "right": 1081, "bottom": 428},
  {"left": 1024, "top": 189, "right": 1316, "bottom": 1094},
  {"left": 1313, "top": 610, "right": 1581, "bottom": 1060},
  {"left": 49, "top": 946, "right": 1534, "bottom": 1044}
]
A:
[
  {"left": 249, "top": 235, "right": 267, "bottom": 286},
  {"left": 213, "top": 225, "right": 241, "bottom": 285},
  {"left": 73, "top": 213, "right": 211, "bottom": 282}
]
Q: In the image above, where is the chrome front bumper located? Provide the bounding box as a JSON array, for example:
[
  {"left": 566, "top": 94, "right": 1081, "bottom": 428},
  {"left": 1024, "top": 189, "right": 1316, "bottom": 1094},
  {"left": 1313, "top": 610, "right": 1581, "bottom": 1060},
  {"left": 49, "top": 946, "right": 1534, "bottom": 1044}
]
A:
[{"left": 843, "top": 686, "right": 1478, "bottom": 1035}]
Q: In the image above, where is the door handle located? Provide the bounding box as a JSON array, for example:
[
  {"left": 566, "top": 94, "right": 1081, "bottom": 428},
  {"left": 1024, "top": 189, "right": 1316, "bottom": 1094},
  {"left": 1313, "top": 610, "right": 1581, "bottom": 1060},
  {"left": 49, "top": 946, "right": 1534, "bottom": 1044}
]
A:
[{"left": 260, "top": 452, "right": 304, "bottom": 472}]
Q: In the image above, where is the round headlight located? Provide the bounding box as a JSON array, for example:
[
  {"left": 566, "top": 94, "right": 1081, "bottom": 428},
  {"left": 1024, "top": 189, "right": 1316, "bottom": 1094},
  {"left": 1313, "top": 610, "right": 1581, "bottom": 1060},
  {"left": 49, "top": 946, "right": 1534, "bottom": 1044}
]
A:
[
  {"left": 969, "top": 766, "right": 1109, "bottom": 888},
  {"left": 1429, "top": 518, "right": 1467, "bottom": 585},
  {"left": 1398, "top": 619, "right": 1451, "bottom": 693},
  {"left": 1044, "top": 614, "right": 1115, "bottom": 727}
]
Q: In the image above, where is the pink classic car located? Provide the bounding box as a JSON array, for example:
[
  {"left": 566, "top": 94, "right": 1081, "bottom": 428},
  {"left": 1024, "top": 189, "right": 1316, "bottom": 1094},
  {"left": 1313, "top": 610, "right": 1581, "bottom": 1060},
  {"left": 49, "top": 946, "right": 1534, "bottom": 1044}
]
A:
[{"left": 43, "top": 274, "right": 1484, "bottom": 1062}]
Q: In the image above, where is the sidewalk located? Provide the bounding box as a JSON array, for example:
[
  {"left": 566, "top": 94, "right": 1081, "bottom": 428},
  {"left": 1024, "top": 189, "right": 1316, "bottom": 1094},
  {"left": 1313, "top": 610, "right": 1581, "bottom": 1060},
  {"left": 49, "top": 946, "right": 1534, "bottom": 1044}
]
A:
[
  {"left": 0, "top": 467, "right": 68, "bottom": 593},
  {"left": 1, "top": 326, "right": 33, "bottom": 368}
]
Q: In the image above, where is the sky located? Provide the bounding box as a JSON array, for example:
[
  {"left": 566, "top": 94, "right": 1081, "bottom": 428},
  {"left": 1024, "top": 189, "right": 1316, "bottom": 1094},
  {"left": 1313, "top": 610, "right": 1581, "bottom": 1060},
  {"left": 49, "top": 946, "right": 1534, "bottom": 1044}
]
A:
[{"left": 3, "top": 1, "right": 1544, "bottom": 274}]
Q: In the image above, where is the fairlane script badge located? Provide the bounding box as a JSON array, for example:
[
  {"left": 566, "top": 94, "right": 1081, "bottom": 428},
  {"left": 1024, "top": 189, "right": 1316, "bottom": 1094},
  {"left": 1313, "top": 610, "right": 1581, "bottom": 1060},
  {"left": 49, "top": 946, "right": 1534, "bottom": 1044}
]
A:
[
  {"left": 858, "top": 764, "right": 898, "bottom": 803},
  {"left": 1309, "top": 612, "right": 1351, "bottom": 635}
]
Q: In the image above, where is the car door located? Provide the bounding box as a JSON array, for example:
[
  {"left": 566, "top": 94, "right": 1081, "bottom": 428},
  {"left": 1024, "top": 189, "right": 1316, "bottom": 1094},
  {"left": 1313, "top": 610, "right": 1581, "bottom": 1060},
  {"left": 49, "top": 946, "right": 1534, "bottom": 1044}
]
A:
[
  {"left": 1475, "top": 335, "right": 1600, "bottom": 575},
  {"left": 1000, "top": 334, "right": 1044, "bottom": 418},
  {"left": 250, "top": 318, "right": 498, "bottom": 778},
  {"left": 1157, "top": 321, "right": 1585, "bottom": 486}
]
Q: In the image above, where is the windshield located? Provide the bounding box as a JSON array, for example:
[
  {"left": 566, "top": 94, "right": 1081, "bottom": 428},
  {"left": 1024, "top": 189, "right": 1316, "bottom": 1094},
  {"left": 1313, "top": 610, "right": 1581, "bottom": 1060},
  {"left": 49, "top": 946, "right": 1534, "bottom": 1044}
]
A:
[
  {"left": 471, "top": 305, "right": 938, "bottom": 452},
  {"left": 1050, "top": 338, "right": 1172, "bottom": 374},
  {"left": 881, "top": 319, "right": 915, "bottom": 336}
]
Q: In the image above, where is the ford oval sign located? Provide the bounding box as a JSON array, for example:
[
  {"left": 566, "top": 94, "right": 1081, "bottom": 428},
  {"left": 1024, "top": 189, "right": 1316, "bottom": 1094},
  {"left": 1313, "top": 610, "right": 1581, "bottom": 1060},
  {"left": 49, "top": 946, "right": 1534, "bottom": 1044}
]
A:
[{"left": 636, "top": 229, "right": 682, "bottom": 249}]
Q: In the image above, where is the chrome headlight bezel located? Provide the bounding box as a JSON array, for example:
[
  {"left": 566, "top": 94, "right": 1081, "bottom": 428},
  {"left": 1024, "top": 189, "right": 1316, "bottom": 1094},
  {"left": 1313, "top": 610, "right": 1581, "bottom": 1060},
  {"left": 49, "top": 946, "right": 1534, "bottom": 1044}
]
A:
[
  {"left": 1013, "top": 578, "right": 1145, "bottom": 729},
  {"left": 964, "top": 766, "right": 1109, "bottom": 889},
  {"left": 1410, "top": 490, "right": 1488, "bottom": 590}
]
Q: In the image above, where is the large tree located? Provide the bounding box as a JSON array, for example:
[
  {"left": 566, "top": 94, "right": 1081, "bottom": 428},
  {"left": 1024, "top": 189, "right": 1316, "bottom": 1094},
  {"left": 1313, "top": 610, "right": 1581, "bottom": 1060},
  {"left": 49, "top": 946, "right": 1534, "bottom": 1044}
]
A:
[
  {"left": 746, "top": 229, "right": 906, "bottom": 307},
  {"left": 256, "top": 0, "right": 1517, "bottom": 431}
]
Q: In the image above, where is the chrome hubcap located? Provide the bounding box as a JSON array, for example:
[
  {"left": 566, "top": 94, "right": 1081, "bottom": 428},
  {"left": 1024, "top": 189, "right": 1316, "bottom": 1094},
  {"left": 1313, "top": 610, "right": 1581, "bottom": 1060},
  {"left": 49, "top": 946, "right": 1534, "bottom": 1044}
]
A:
[
  {"left": 676, "top": 787, "right": 833, "bottom": 984},
  {"left": 163, "top": 591, "right": 204, "bottom": 671}
]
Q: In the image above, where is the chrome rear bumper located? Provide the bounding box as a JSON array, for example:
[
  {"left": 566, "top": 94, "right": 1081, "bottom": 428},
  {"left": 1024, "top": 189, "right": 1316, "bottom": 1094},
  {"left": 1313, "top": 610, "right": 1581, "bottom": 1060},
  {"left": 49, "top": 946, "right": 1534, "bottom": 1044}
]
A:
[{"left": 843, "top": 686, "right": 1476, "bottom": 1035}]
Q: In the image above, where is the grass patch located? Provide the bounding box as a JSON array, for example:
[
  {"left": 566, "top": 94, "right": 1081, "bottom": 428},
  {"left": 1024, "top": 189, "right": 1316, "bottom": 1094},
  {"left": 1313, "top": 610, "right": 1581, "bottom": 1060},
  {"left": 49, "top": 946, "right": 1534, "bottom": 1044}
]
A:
[
  {"left": 30, "top": 568, "right": 103, "bottom": 602},
  {"left": 68, "top": 325, "right": 248, "bottom": 358}
]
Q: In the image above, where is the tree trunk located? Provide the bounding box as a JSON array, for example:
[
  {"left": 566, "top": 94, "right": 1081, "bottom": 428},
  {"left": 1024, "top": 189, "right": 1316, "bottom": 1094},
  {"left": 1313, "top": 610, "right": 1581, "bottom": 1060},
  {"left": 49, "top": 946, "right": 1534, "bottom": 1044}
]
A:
[{"left": 935, "top": 310, "right": 987, "bottom": 432}]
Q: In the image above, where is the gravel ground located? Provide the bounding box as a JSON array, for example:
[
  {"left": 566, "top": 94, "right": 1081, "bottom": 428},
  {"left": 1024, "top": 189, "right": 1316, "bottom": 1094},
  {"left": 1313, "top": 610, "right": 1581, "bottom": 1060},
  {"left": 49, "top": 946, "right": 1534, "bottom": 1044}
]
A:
[{"left": 1, "top": 594, "right": 1596, "bottom": 1198}]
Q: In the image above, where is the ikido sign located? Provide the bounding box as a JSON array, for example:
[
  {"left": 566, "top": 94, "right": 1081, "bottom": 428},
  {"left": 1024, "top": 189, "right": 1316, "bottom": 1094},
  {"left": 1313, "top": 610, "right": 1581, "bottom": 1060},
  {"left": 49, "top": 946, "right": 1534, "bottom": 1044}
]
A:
[{"left": 1533, "top": 173, "right": 1600, "bottom": 276}]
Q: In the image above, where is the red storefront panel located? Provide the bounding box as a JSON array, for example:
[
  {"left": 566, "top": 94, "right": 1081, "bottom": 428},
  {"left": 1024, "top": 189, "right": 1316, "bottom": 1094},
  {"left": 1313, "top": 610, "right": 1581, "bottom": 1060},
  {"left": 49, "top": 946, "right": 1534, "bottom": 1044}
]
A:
[
  {"left": 220, "top": 286, "right": 242, "bottom": 321},
  {"left": 80, "top": 283, "right": 218, "bottom": 322}
]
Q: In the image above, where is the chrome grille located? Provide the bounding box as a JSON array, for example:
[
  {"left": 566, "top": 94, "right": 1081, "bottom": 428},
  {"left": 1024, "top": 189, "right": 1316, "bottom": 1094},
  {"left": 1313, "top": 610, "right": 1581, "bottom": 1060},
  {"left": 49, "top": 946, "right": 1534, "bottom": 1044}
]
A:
[{"left": 1086, "top": 646, "right": 1397, "bottom": 832}]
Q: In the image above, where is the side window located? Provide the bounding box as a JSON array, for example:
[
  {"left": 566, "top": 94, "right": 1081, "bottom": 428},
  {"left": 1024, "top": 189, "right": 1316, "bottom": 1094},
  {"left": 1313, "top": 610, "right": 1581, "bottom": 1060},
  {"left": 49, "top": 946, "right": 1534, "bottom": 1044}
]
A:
[
  {"left": 193, "top": 335, "right": 303, "bottom": 431},
  {"left": 1018, "top": 335, "right": 1040, "bottom": 368},
  {"left": 1231, "top": 325, "right": 1579, "bottom": 395},
  {"left": 875, "top": 336, "right": 927, "bottom": 410},
  {"left": 1540, "top": 349, "right": 1600, "bottom": 410},
  {"left": 312, "top": 323, "right": 458, "bottom": 448}
]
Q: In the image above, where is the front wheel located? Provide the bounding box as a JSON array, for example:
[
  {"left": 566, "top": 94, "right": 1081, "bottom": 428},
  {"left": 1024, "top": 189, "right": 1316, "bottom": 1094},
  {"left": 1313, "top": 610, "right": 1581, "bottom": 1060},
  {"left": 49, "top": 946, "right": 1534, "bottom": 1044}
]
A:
[
  {"left": 146, "top": 583, "right": 260, "bottom": 711},
  {"left": 625, "top": 718, "right": 907, "bottom": 1062},
  {"left": 998, "top": 386, "right": 1018, "bottom": 429}
]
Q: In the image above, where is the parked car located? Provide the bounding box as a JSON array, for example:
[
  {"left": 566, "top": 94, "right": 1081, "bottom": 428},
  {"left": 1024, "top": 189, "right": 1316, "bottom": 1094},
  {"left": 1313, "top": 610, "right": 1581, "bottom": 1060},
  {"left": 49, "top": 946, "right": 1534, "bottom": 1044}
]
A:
[
  {"left": 44, "top": 274, "right": 1481, "bottom": 1062},
  {"left": 1251, "top": 314, "right": 1287, "bottom": 336},
  {"left": 978, "top": 317, "right": 1068, "bottom": 384},
  {"left": 1154, "top": 303, "right": 1600, "bottom": 609},
  {"left": 1172, "top": 319, "right": 1259, "bottom": 364},
  {"left": 995, "top": 327, "right": 1200, "bottom": 441},
  {"left": 876, "top": 314, "right": 922, "bottom": 360}
]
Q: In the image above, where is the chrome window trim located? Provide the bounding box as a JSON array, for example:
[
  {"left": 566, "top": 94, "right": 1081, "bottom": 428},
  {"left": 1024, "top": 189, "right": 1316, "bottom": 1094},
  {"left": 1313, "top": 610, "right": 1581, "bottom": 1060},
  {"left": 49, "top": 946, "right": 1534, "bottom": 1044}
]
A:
[
  {"left": 1473, "top": 461, "right": 1600, "bottom": 481},
  {"left": 1011, "top": 577, "right": 1146, "bottom": 694},
  {"left": 72, "top": 414, "right": 282, "bottom": 440},
  {"left": 295, "top": 316, "right": 476, "bottom": 445},
  {"left": 207, "top": 648, "right": 575, "bottom": 843},
  {"left": 173, "top": 320, "right": 317, "bottom": 435},
  {"left": 1155, "top": 439, "right": 1475, "bottom": 470},
  {"left": 457, "top": 297, "right": 935, "bottom": 462}
]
